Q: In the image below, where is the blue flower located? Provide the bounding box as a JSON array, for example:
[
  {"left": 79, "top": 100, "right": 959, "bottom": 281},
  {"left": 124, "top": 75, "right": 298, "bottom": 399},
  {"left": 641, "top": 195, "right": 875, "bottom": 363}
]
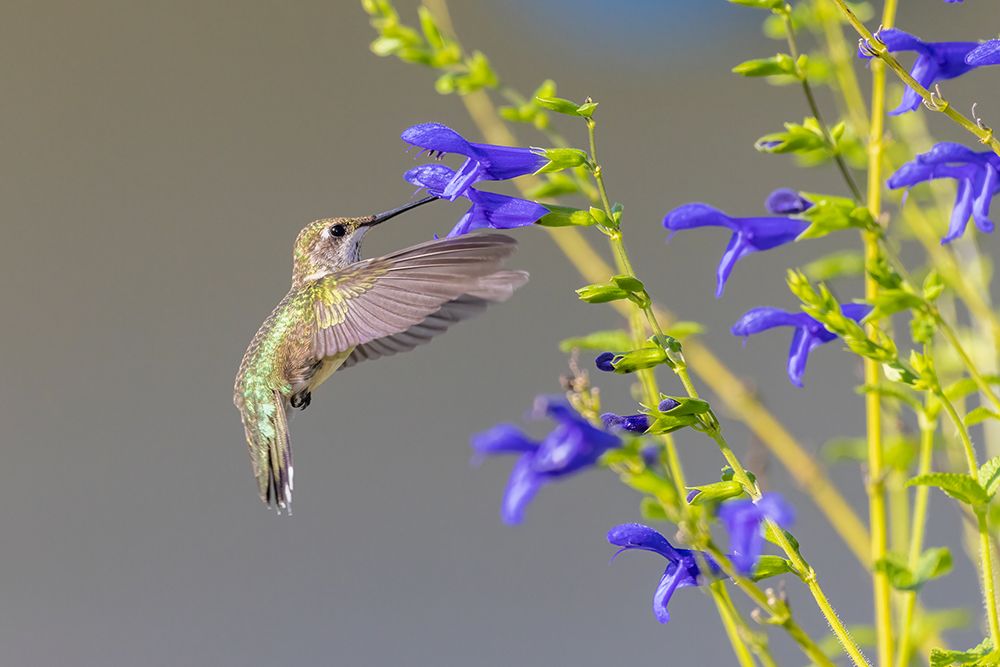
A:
[
  {"left": 967, "top": 40, "right": 1000, "bottom": 66},
  {"left": 731, "top": 304, "right": 871, "bottom": 387},
  {"left": 471, "top": 397, "right": 621, "bottom": 524},
  {"left": 765, "top": 188, "right": 813, "bottom": 215},
  {"left": 406, "top": 164, "right": 549, "bottom": 237},
  {"left": 601, "top": 412, "right": 650, "bottom": 433},
  {"left": 595, "top": 351, "right": 617, "bottom": 372},
  {"left": 608, "top": 523, "right": 721, "bottom": 624},
  {"left": 888, "top": 142, "right": 1000, "bottom": 243},
  {"left": 401, "top": 122, "right": 547, "bottom": 200},
  {"left": 858, "top": 29, "right": 982, "bottom": 115},
  {"left": 663, "top": 203, "right": 809, "bottom": 297},
  {"left": 718, "top": 494, "right": 795, "bottom": 575}
]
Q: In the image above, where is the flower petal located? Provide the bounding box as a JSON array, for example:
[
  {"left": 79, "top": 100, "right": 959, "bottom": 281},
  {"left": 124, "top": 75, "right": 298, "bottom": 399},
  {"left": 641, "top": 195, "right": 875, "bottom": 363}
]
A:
[
  {"left": 651, "top": 563, "right": 690, "bottom": 624},
  {"left": 607, "top": 523, "right": 680, "bottom": 560},
  {"left": 404, "top": 163, "right": 458, "bottom": 197},
  {"left": 967, "top": 39, "right": 1000, "bottom": 67},
  {"left": 731, "top": 307, "right": 806, "bottom": 337},
  {"left": 757, "top": 492, "right": 796, "bottom": 528},
  {"left": 442, "top": 158, "right": 483, "bottom": 200},
  {"left": 663, "top": 203, "right": 737, "bottom": 233},
  {"left": 765, "top": 188, "right": 813, "bottom": 214},
  {"left": 468, "top": 142, "right": 547, "bottom": 180},
  {"left": 716, "top": 233, "right": 753, "bottom": 297},
  {"left": 943, "top": 177, "right": 976, "bottom": 244},
  {"left": 401, "top": 122, "right": 474, "bottom": 156},
  {"left": 973, "top": 164, "right": 999, "bottom": 234},
  {"left": 891, "top": 55, "right": 935, "bottom": 115},
  {"left": 786, "top": 326, "right": 815, "bottom": 388},
  {"left": 501, "top": 453, "right": 542, "bottom": 524},
  {"left": 718, "top": 499, "right": 764, "bottom": 575},
  {"left": 470, "top": 424, "right": 539, "bottom": 455}
]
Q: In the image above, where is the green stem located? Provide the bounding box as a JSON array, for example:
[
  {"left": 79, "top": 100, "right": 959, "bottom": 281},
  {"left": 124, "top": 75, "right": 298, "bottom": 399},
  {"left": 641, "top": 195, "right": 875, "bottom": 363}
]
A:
[
  {"left": 707, "top": 430, "right": 871, "bottom": 667},
  {"left": 781, "top": 10, "right": 863, "bottom": 201},
  {"left": 894, "top": 408, "right": 937, "bottom": 667},
  {"left": 829, "top": 0, "right": 1000, "bottom": 157},
  {"left": 938, "top": 392, "right": 1000, "bottom": 648},
  {"left": 936, "top": 313, "right": 1000, "bottom": 415},
  {"left": 711, "top": 583, "right": 758, "bottom": 667}
]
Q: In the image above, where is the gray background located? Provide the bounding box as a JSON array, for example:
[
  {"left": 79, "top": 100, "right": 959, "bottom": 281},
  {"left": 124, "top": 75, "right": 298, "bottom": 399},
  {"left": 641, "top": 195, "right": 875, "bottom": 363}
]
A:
[{"left": 1, "top": 2, "right": 997, "bottom": 665}]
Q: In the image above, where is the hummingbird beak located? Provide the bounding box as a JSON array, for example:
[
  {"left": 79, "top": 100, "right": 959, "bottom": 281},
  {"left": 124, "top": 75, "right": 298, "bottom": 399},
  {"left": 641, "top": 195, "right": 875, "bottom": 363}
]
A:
[{"left": 362, "top": 195, "right": 440, "bottom": 227}]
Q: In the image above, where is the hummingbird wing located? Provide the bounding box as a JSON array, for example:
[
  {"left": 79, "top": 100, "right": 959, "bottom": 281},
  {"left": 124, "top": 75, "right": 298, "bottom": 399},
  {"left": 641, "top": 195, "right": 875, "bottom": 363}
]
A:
[{"left": 309, "top": 233, "right": 528, "bottom": 372}]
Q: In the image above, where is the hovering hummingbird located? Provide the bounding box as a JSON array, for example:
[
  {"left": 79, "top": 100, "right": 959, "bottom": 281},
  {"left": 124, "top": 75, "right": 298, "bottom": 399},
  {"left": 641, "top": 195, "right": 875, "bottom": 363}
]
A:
[{"left": 233, "top": 196, "right": 528, "bottom": 510}]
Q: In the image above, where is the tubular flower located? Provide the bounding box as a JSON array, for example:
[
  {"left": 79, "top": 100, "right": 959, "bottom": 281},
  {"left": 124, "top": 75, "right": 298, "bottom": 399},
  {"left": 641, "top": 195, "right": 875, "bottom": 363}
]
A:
[
  {"left": 663, "top": 203, "right": 808, "bottom": 297},
  {"left": 967, "top": 40, "right": 1000, "bottom": 66},
  {"left": 401, "top": 122, "right": 547, "bottom": 200},
  {"left": 405, "top": 163, "right": 548, "bottom": 237},
  {"left": 858, "top": 29, "right": 982, "bottom": 115},
  {"left": 731, "top": 304, "right": 871, "bottom": 387},
  {"left": 718, "top": 493, "right": 795, "bottom": 575},
  {"left": 607, "top": 523, "right": 721, "bottom": 624},
  {"left": 888, "top": 142, "right": 1000, "bottom": 243},
  {"left": 471, "top": 397, "right": 621, "bottom": 524}
]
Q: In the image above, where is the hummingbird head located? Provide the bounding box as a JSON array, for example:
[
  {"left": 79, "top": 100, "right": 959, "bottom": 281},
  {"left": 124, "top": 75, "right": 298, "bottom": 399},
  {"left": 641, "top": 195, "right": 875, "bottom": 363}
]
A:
[{"left": 291, "top": 196, "right": 438, "bottom": 282}]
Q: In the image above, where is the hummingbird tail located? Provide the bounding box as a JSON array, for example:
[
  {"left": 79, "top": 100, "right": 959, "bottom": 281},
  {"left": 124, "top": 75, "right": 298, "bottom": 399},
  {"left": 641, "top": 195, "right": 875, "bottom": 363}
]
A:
[{"left": 237, "top": 388, "right": 294, "bottom": 511}]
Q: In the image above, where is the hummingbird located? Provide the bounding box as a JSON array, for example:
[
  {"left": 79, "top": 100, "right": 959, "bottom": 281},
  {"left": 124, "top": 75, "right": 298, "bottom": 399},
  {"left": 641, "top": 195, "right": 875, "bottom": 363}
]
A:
[{"left": 233, "top": 195, "right": 528, "bottom": 511}]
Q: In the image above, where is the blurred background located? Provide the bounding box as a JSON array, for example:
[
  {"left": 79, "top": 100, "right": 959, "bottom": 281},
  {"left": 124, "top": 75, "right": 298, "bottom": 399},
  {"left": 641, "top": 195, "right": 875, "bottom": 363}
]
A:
[{"left": 2, "top": 1, "right": 998, "bottom": 665}]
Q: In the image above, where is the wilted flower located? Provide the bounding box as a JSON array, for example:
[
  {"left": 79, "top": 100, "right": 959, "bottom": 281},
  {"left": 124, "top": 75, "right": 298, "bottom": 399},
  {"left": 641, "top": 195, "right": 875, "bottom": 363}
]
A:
[
  {"left": 888, "top": 142, "right": 1000, "bottom": 243},
  {"left": 731, "top": 304, "right": 871, "bottom": 387},
  {"left": 608, "top": 523, "right": 721, "bottom": 624},
  {"left": 401, "top": 122, "right": 546, "bottom": 200},
  {"left": 406, "top": 163, "right": 548, "bottom": 237},
  {"left": 718, "top": 494, "right": 795, "bottom": 575},
  {"left": 663, "top": 203, "right": 809, "bottom": 297},
  {"left": 471, "top": 397, "right": 621, "bottom": 524},
  {"left": 858, "top": 29, "right": 982, "bottom": 115}
]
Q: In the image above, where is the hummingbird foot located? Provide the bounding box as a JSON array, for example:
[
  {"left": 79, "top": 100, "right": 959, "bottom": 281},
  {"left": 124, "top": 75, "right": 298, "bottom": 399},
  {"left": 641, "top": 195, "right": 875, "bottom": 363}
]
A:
[{"left": 290, "top": 391, "right": 311, "bottom": 410}]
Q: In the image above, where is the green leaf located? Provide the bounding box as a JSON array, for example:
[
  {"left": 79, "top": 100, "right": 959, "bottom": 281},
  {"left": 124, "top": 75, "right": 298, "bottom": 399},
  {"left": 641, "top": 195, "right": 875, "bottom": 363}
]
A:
[
  {"left": 685, "top": 480, "right": 744, "bottom": 505},
  {"left": 923, "top": 270, "right": 946, "bottom": 302},
  {"left": 802, "top": 250, "right": 865, "bottom": 281},
  {"left": 755, "top": 118, "right": 828, "bottom": 155},
  {"left": 534, "top": 147, "right": 589, "bottom": 174},
  {"left": 875, "top": 548, "right": 951, "bottom": 591},
  {"left": 535, "top": 96, "right": 583, "bottom": 115},
  {"left": 908, "top": 473, "right": 991, "bottom": 506},
  {"left": 664, "top": 321, "right": 704, "bottom": 340},
  {"left": 798, "top": 193, "right": 876, "bottom": 240},
  {"left": 612, "top": 275, "right": 645, "bottom": 293},
  {"left": 537, "top": 205, "right": 596, "bottom": 228},
  {"left": 979, "top": 456, "right": 1000, "bottom": 497},
  {"left": 930, "top": 638, "right": 994, "bottom": 667},
  {"left": 639, "top": 496, "right": 670, "bottom": 521},
  {"left": 576, "top": 101, "right": 599, "bottom": 117},
  {"left": 967, "top": 407, "right": 1000, "bottom": 428},
  {"left": 945, "top": 375, "right": 1000, "bottom": 402},
  {"left": 559, "top": 329, "right": 632, "bottom": 353},
  {"left": 732, "top": 54, "right": 797, "bottom": 78},
  {"left": 751, "top": 555, "right": 794, "bottom": 581}
]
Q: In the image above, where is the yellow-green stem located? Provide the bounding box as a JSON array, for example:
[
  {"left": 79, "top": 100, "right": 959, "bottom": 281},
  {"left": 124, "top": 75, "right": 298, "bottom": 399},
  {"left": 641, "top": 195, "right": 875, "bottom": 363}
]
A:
[
  {"left": 894, "top": 410, "right": 936, "bottom": 667},
  {"left": 864, "top": 0, "right": 896, "bottom": 662},
  {"left": 939, "top": 392, "right": 1000, "bottom": 648},
  {"left": 711, "top": 583, "right": 758, "bottom": 667},
  {"left": 829, "top": 0, "right": 1000, "bottom": 156},
  {"left": 936, "top": 314, "right": 1000, "bottom": 414}
]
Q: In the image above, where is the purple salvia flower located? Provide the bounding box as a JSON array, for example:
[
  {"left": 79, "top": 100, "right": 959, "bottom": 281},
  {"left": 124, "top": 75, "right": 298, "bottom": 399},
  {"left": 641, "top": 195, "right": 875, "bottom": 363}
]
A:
[
  {"left": 658, "top": 398, "right": 680, "bottom": 412},
  {"left": 731, "top": 304, "right": 871, "bottom": 387},
  {"left": 595, "top": 351, "right": 617, "bottom": 372},
  {"left": 471, "top": 397, "right": 621, "bottom": 524},
  {"left": 765, "top": 188, "right": 814, "bottom": 215},
  {"left": 663, "top": 203, "right": 809, "bottom": 297},
  {"left": 888, "top": 142, "right": 1000, "bottom": 243},
  {"left": 405, "top": 163, "right": 548, "bottom": 237},
  {"left": 608, "top": 523, "right": 721, "bottom": 624},
  {"left": 967, "top": 40, "right": 1000, "bottom": 66},
  {"left": 718, "top": 493, "right": 795, "bottom": 575},
  {"left": 401, "top": 122, "right": 547, "bottom": 200},
  {"left": 858, "top": 29, "right": 984, "bottom": 115}
]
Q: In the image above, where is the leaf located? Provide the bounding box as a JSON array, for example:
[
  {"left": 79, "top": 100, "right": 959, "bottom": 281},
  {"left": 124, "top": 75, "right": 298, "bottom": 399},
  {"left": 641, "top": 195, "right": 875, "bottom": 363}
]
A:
[
  {"left": 751, "top": 555, "right": 794, "bottom": 581},
  {"left": 876, "top": 548, "right": 952, "bottom": 591},
  {"left": 802, "top": 250, "right": 865, "bottom": 281},
  {"left": 559, "top": 329, "right": 632, "bottom": 354},
  {"left": 908, "top": 473, "right": 991, "bottom": 506},
  {"left": 535, "top": 96, "right": 584, "bottom": 115},
  {"left": 930, "top": 638, "right": 994, "bottom": 667},
  {"left": 979, "top": 456, "right": 1000, "bottom": 497},
  {"left": 576, "top": 101, "right": 598, "bottom": 117},
  {"left": 967, "top": 407, "right": 1000, "bottom": 428},
  {"left": 664, "top": 321, "right": 704, "bottom": 339}
]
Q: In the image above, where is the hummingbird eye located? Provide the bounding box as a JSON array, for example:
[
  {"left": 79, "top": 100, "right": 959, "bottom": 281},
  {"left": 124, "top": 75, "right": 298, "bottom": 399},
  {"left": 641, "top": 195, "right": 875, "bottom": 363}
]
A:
[{"left": 329, "top": 224, "right": 347, "bottom": 238}]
